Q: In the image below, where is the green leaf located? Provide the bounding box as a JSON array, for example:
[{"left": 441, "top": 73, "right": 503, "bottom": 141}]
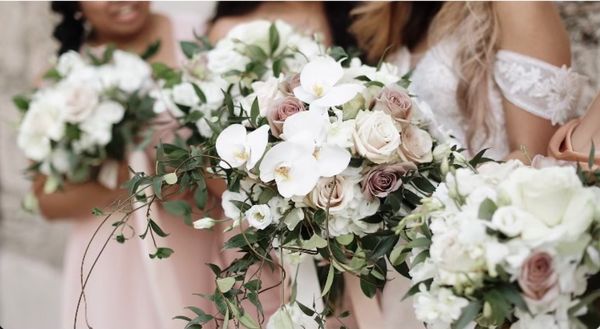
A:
[
  {"left": 192, "top": 83, "right": 207, "bottom": 104},
  {"left": 406, "top": 237, "right": 431, "bottom": 249},
  {"left": 411, "top": 176, "right": 436, "bottom": 194},
  {"left": 230, "top": 200, "right": 251, "bottom": 213},
  {"left": 411, "top": 250, "right": 429, "bottom": 267},
  {"left": 497, "top": 284, "right": 529, "bottom": 313},
  {"left": 589, "top": 142, "right": 596, "bottom": 170},
  {"left": 224, "top": 232, "right": 258, "bottom": 249},
  {"left": 194, "top": 177, "right": 208, "bottom": 209},
  {"left": 150, "top": 247, "right": 174, "bottom": 259},
  {"left": 451, "top": 300, "right": 482, "bottom": 329},
  {"left": 484, "top": 290, "right": 511, "bottom": 325},
  {"left": 173, "top": 315, "right": 192, "bottom": 322},
  {"left": 258, "top": 188, "right": 277, "bottom": 204},
  {"left": 12, "top": 95, "right": 29, "bottom": 112},
  {"left": 360, "top": 274, "right": 377, "bottom": 298},
  {"left": 152, "top": 176, "right": 163, "bottom": 199},
  {"left": 321, "top": 264, "right": 335, "bottom": 297},
  {"left": 297, "top": 302, "right": 315, "bottom": 316},
  {"left": 269, "top": 23, "right": 280, "bottom": 55},
  {"left": 335, "top": 234, "right": 354, "bottom": 246},
  {"left": 223, "top": 90, "right": 234, "bottom": 115},
  {"left": 244, "top": 279, "right": 262, "bottom": 291},
  {"left": 91, "top": 207, "right": 104, "bottom": 216},
  {"left": 115, "top": 234, "right": 126, "bottom": 243},
  {"left": 141, "top": 40, "right": 161, "bottom": 60},
  {"left": 43, "top": 67, "right": 61, "bottom": 80},
  {"left": 149, "top": 219, "right": 169, "bottom": 237},
  {"left": 272, "top": 58, "right": 283, "bottom": 77},
  {"left": 216, "top": 277, "right": 236, "bottom": 293},
  {"left": 207, "top": 263, "right": 222, "bottom": 276},
  {"left": 329, "top": 46, "right": 348, "bottom": 62},
  {"left": 478, "top": 198, "right": 498, "bottom": 221},
  {"left": 302, "top": 234, "right": 327, "bottom": 249},
  {"left": 245, "top": 45, "right": 268, "bottom": 63},
  {"left": 180, "top": 41, "right": 200, "bottom": 59},
  {"left": 163, "top": 200, "right": 192, "bottom": 225},
  {"left": 250, "top": 97, "right": 260, "bottom": 126},
  {"left": 239, "top": 313, "right": 260, "bottom": 329},
  {"left": 185, "top": 306, "right": 214, "bottom": 324},
  {"left": 403, "top": 279, "right": 433, "bottom": 300}
]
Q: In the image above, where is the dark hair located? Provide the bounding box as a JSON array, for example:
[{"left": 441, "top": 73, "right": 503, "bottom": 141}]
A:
[
  {"left": 51, "top": 1, "right": 86, "bottom": 55},
  {"left": 212, "top": 1, "right": 358, "bottom": 49},
  {"left": 403, "top": 2, "right": 443, "bottom": 50}
]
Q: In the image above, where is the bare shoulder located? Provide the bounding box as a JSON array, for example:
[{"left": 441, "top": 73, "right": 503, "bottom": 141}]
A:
[{"left": 494, "top": 1, "right": 570, "bottom": 66}]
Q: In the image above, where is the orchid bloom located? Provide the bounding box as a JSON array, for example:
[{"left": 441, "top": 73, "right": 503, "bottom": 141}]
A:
[
  {"left": 259, "top": 142, "right": 320, "bottom": 198},
  {"left": 282, "top": 110, "right": 351, "bottom": 177},
  {"left": 293, "top": 56, "right": 364, "bottom": 111},
  {"left": 216, "top": 124, "right": 270, "bottom": 170}
]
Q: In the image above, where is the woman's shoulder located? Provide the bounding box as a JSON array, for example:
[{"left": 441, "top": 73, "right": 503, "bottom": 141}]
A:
[{"left": 493, "top": 2, "right": 570, "bottom": 66}]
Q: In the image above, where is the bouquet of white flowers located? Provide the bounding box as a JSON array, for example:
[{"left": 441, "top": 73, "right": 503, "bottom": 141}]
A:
[
  {"left": 394, "top": 160, "right": 600, "bottom": 329},
  {"left": 15, "top": 47, "right": 156, "bottom": 192},
  {"left": 135, "top": 20, "right": 464, "bottom": 328}
]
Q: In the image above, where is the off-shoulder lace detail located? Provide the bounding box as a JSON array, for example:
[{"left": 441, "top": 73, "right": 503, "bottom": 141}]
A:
[{"left": 494, "top": 50, "right": 585, "bottom": 125}]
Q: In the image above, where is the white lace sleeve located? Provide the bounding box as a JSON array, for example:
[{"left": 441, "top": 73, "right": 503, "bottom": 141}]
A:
[{"left": 493, "top": 50, "right": 585, "bottom": 125}]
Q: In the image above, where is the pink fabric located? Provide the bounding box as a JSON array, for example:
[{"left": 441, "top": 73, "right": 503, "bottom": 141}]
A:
[{"left": 61, "top": 14, "right": 222, "bottom": 329}]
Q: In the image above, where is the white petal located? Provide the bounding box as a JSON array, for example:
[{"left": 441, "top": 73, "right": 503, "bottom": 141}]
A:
[
  {"left": 312, "top": 83, "right": 364, "bottom": 108},
  {"left": 216, "top": 124, "right": 248, "bottom": 168},
  {"left": 293, "top": 86, "right": 315, "bottom": 104},
  {"left": 282, "top": 110, "right": 326, "bottom": 144},
  {"left": 316, "top": 145, "right": 351, "bottom": 177},
  {"left": 259, "top": 142, "right": 295, "bottom": 182},
  {"left": 300, "top": 56, "right": 343, "bottom": 91},
  {"left": 276, "top": 154, "right": 319, "bottom": 197},
  {"left": 246, "top": 125, "right": 270, "bottom": 170}
]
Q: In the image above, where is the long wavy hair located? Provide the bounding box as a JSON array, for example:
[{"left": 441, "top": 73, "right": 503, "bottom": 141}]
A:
[{"left": 351, "top": 2, "right": 500, "bottom": 151}]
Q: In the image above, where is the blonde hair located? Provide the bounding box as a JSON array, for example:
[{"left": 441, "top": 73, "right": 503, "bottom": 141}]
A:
[{"left": 351, "top": 2, "right": 500, "bottom": 152}]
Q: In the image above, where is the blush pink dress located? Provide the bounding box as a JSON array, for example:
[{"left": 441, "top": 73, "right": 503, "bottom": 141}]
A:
[{"left": 61, "top": 14, "right": 223, "bottom": 329}]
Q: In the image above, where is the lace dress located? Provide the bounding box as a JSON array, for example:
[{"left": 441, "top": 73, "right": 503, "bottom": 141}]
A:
[
  {"left": 390, "top": 38, "right": 585, "bottom": 159},
  {"left": 377, "top": 39, "right": 585, "bottom": 329}
]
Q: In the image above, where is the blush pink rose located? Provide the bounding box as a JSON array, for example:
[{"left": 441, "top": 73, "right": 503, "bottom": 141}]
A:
[
  {"left": 372, "top": 84, "right": 413, "bottom": 125},
  {"left": 518, "top": 251, "right": 559, "bottom": 301},
  {"left": 398, "top": 125, "right": 433, "bottom": 164},
  {"left": 267, "top": 96, "right": 305, "bottom": 137}
]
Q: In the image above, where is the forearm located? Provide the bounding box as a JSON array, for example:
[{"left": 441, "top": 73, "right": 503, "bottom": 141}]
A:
[{"left": 571, "top": 94, "right": 600, "bottom": 154}]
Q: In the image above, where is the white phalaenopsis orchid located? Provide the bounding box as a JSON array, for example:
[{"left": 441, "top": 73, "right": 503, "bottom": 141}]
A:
[
  {"left": 282, "top": 110, "right": 351, "bottom": 177},
  {"left": 259, "top": 142, "right": 320, "bottom": 198},
  {"left": 293, "top": 56, "right": 364, "bottom": 110},
  {"left": 216, "top": 124, "right": 270, "bottom": 170}
]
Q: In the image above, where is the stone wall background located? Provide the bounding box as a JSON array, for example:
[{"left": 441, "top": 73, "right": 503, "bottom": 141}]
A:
[{"left": 0, "top": 2, "right": 598, "bottom": 329}]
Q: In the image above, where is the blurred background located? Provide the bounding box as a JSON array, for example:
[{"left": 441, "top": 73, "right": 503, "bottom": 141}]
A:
[{"left": 0, "top": 2, "right": 599, "bottom": 329}]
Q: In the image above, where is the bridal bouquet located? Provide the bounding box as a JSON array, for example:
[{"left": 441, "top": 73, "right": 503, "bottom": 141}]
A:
[
  {"left": 394, "top": 160, "right": 600, "bottom": 329},
  {"left": 15, "top": 47, "right": 156, "bottom": 192},
  {"left": 144, "top": 20, "right": 460, "bottom": 328}
]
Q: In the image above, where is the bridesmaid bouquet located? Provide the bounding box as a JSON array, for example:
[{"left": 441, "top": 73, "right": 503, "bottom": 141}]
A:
[
  {"left": 145, "top": 20, "right": 462, "bottom": 328},
  {"left": 14, "top": 47, "right": 156, "bottom": 192},
  {"left": 394, "top": 160, "right": 600, "bottom": 329}
]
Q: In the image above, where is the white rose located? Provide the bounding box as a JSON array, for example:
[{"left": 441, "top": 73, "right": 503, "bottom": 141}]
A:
[
  {"left": 172, "top": 82, "right": 200, "bottom": 107},
  {"left": 56, "top": 50, "right": 85, "bottom": 76},
  {"left": 352, "top": 110, "right": 400, "bottom": 164},
  {"left": 251, "top": 77, "right": 283, "bottom": 116},
  {"left": 193, "top": 217, "right": 216, "bottom": 230},
  {"left": 61, "top": 84, "right": 99, "bottom": 123},
  {"left": 110, "top": 50, "right": 152, "bottom": 93},
  {"left": 78, "top": 101, "right": 125, "bottom": 146},
  {"left": 245, "top": 204, "right": 273, "bottom": 230},
  {"left": 445, "top": 168, "right": 484, "bottom": 199},
  {"left": 500, "top": 166, "right": 596, "bottom": 242},
  {"left": 490, "top": 206, "right": 527, "bottom": 237},
  {"left": 207, "top": 40, "right": 250, "bottom": 75}
]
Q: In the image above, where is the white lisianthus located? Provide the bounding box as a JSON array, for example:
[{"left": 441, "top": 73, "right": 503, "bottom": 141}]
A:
[
  {"left": 293, "top": 56, "right": 364, "bottom": 111},
  {"left": 216, "top": 124, "right": 270, "bottom": 170},
  {"left": 221, "top": 190, "right": 246, "bottom": 221},
  {"left": 245, "top": 204, "right": 273, "bottom": 230},
  {"left": 352, "top": 110, "right": 400, "bottom": 164},
  {"left": 107, "top": 50, "right": 152, "bottom": 93},
  {"left": 79, "top": 101, "right": 125, "bottom": 146},
  {"left": 193, "top": 217, "right": 216, "bottom": 230},
  {"left": 172, "top": 82, "right": 200, "bottom": 107},
  {"left": 413, "top": 286, "right": 470, "bottom": 329},
  {"left": 511, "top": 309, "right": 560, "bottom": 329}
]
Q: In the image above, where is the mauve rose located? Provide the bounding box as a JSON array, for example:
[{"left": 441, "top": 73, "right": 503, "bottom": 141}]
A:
[
  {"left": 518, "top": 251, "right": 559, "bottom": 300},
  {"left": 372, "top": 84, "right": 413, "bottom": 125},
  {"left": 267, "top": 96, "right": 306, "bottom": 137},
  {"left": 362, "top": 162, "right": 417, "bottom": 200}
]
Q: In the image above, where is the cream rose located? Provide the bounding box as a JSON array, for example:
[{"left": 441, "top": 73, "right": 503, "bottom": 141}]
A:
[
  {"left": 353, "top": 110, "right": 401, "bottom": 164},
  {"left": 62, "top": 85, "right": 98, "bottom": 123},
  {"left": 307, "top": 175, "right": 354, "bottom": 212},
  {"left": 398, "top": 125, "right": 433, "bottom": 164}
]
